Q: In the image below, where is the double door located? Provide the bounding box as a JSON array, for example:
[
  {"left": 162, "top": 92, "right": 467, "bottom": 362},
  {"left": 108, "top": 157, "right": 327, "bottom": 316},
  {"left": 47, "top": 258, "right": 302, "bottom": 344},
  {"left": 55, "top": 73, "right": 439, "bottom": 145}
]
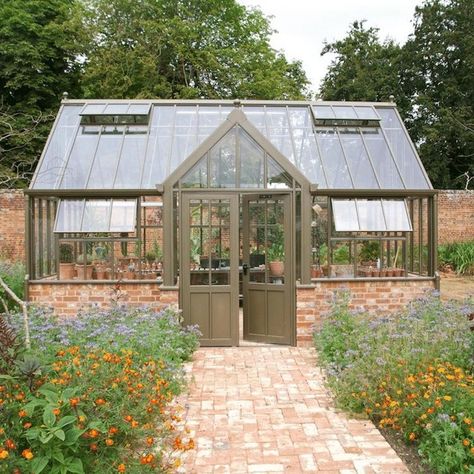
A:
[{"left": 181, "top": 193, "right": 293, "bottom": 346}]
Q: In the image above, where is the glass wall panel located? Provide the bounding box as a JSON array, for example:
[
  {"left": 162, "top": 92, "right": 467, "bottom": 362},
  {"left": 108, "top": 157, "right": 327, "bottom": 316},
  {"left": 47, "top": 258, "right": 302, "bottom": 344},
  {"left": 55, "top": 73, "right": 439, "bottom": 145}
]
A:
[
  {"left": 316, "top": 128, "right": 352, "bottom": 188},
  {"left": 377, "top": 108, "right": 430, "bottom": 189},
  {"left": 209, "top": 128, "right": 236, "bottom": 188},
  {"left": 55, "top": 200, "right": 85, "bottom": 233},
  {"left": 182, "top": 157, "right": 208, "bottom": 188},
  {"left": 382, "top": 200, "right": 412, "bottom": 231},
  {"left": 33, "top": 105, "right": 82, "bottom": 189},
  {"left": 356, "top": 200, "right": 386, "bottom": 231},
  {"left": 339, "top": 129, "right": 379, "bottom": 188},
  {"left": 82, "top": 200, "right": 111, "bottom": 232},
  {"left": 110, "top": 200, "right": 136, "bottom": 232},
  {"left": 361, "top": 129, "right": 404, "bottom": 189},
  {"left": 267, "top": 157, "right": 292, "bottom": 188}
]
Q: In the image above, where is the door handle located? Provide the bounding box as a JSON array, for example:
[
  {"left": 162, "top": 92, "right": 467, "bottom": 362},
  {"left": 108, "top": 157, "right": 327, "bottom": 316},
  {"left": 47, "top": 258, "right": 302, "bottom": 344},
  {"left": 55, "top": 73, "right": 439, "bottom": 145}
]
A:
[{"left": 242, "top": 263, "right": 248, "bottom": 276}]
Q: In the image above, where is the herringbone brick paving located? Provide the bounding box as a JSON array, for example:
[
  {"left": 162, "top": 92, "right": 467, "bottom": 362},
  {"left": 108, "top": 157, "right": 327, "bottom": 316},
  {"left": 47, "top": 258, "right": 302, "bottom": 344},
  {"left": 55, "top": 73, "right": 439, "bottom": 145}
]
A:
[{"left": 178, "top": 347, "right": 408, "bottom": 473}]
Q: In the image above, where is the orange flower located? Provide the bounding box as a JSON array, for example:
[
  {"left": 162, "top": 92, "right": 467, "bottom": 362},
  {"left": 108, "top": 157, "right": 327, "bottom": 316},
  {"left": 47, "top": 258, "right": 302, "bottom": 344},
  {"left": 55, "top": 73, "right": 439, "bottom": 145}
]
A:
[
  {"left": 463, "top": 439, "right": 470, "bottom": 446},
  {"left": 131, "top": 420, "right": 139, "bottom": 428},
  {"left": 5, "top": 439, "right": 16, "bottom": 450},
  {"left": 471, "top": 447, "right": 474, "bottom": 455},
  {"left": 0, "top": 449, "right": 9, "bottom": 460},
  {"left": 23, "top": 422, "right": 32, "bottom": 429},
  {"left": 124, "top": 415, "right": 133, "bottom": 422},
  {"left": 464, "top": 418, "right": 472, "bottom": 425},
  {"left": 105, "top": 439, "right": 114, "bottom": 446},
  {"left": 108, "top": 427, "right": 119, "bottom": 435},
  {"left": 88, "top": 429, "right": 99, "bottom": 438},
  {"left": 21, "top": 449, "right": 33, "bottom": 460},
  {"left": 409, "top": 432, "right": 416, "bottom": 441},
  {"left": 146, "top": 437, "right": 154, "bottom": 446},
  {"left": 95, "top": 398, "right": 106, "bottom": 406},
  {"left": 18, "top": 410, "right": 27, "bottom": 418},
  {"left": 53, "top": 408, "right": 61, "bottom": 416},
  {"left": 69, "top": 398, "right": 80, "bottom": 407},
  {"left": 89, "top": 443, "right": 98, "bottom": 452},
  {"left": 117, "top": 464, "right": 126, "bottom": 473}
]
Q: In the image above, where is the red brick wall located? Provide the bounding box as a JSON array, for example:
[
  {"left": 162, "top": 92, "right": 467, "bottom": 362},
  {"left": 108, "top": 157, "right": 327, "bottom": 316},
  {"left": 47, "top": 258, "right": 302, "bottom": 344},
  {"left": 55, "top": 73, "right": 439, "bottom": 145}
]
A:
[
  {"left": 438, "top": 190, "right": 474, "bottom": 244},
  {"left": 0, "top": 190, "right": 25, "bottom": 261},
  {"left": 296, "top": 279, "right": 436, "bottom": 346},
  {"left": 28, "top": 282, "right": 179, "bottom": 316}
]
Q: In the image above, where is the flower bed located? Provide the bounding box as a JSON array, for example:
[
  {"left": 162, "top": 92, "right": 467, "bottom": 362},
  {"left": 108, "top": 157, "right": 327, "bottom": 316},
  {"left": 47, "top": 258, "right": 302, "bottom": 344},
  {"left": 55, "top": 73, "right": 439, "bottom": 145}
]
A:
[
  {"left": 0, "top": 305, "right": 200, "bottom": 473},
  {"left": 313, "top": 291, "right": 474, "bottom": 473}
]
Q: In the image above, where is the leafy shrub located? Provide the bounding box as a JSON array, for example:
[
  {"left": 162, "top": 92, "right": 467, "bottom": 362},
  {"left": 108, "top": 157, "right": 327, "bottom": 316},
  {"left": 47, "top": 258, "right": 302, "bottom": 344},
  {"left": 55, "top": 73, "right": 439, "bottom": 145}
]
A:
[
  {"left": 1, "top": 305, "right": 200, "bottom": 473},
  {"left": 314, "top": 292, "right": 474, "bottom": 472},
  {"left": 0, "top": 260, "right": 26, "bottom": 310},
  {"left": 439, "top": 241, "right": 474, "bottom": 275}
]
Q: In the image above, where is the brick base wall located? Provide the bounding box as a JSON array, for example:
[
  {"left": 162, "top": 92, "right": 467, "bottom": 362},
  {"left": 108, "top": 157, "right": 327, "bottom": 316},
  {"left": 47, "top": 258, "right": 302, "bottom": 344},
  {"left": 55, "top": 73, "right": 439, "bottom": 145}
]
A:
[
  {"left": 296, "top": 279, "right": 436, "bottom": 346},
  {"left": 0, "top": 190, "right": 25, "bottom": 261},
  {"left": 28, "top": 283, "right": 179, "bottom": 316}
]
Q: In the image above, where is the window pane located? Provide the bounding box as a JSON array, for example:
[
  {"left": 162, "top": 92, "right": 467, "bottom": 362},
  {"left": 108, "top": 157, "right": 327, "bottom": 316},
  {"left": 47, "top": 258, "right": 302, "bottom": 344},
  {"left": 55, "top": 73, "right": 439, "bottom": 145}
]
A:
[
  {"left": 243, "top": 107, "right": 266, "bottom": 131},
  {"left": 332, "top": 199, "right": 359, "bottom": 231},
  {"left": 354, "top": 106, "right": 380, "bottom": 120},
  {"left": 357, "top": 200, "right": 386, "bottom": 231},
  {"left": 103, "top": 104, "right": 131, "bottom": 115},
  {"left": 362, "top": 129, "right": 404, "bottom": 189},
  {"left": 209, "top": 127, "right": 236, "bottom": 188},
  {"left": 110, "top": 200, "right": 137, "bottom": 232},
  {"left": 54, "top": 200, "right": 85, "bottom": 233},
  {"left": 82, "top": 200, "right": 111, "bottom": 232},
  {"left": 87, "top": 133, "right": 123, "bottom": 188},
  {"left": 114, "top": 132, "right": 148, "bottom": 188},
  {"left": 127, "top": 103, "right": 151, "bottom": 115},
  {"left": 240, "top": 129, "right": 264, "bottom": 188},
  {"left": 312, "top": 105, "right": 335, "bottom": 119},
  {"left": 267, "top": 157, "right": 292, "bottom": 188},
  {"left": 81, "top": 104, "right": 107, "bottom": 115},
  {"left": 293, "top": 127, "right": 327, "bottom": 187},
  {"left": 382, "top": 200, "right": 412, "bottom": 231},
  {"left": 182, "top": 155, "right": 208, "bottom": 188},
  {"left": 333, "top": 106, "right": 357, "bottom": 119}
]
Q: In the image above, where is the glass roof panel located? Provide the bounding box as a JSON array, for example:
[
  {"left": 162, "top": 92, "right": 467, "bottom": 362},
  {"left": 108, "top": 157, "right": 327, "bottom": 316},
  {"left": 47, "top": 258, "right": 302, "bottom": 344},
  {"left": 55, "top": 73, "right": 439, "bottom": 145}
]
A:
[
  {"left": 332, "top": 199, "right": 359, "bottom": 231},
  {"left": 354, "top": 106, "right": 379, "bottom": 120},
  {"left": 377, "top": 107, "right": 430, "bottom": 189},
  {"left": 242, "top": 107, "right": 266, "bottom": 131},
  {"left": 80, "top": 103, "right": 107, "bottom": 115},
  {"left": 102, "top": 104, "right": 131, "bottom": 115},
  {"left": 361, "top": 129, "right": 404, "bottom": 189},
  {"left": 312, "top": 105, "right": 335, "bottom": 119},
  {"left": 315, "top": 128, "right": 352, "bottom": 188},
  {"left": 33, "top": 105, "right": 82, "bottom": 189},
  {"left": 333, "top": 106, "right": 357, "bottom": 119},
  {"left": 339, "top": 129, "right": 379, "bottom": 188},
  {"left": 127, "top": 103, "right": 151, "bottom": 115},
  {"left": 59, "top": 126, "right": 100, "bottom": 189},
  {"left": 114, "top": 129, "right": 148, "bottom": 188}
]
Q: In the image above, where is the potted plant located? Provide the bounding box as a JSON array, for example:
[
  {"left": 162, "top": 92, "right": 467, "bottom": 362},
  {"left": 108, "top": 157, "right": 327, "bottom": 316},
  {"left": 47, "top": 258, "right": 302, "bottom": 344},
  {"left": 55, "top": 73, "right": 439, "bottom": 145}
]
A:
[
  {"left": 267, "top": 224, "right": 284, "bottom": 277},
  {"left": 59, "top": 243, "right": 75, "bottom": 280},
  {"left": 124, "top": 260, "right": 136, "bottom": 280},
  {"left": 76, "top": 254, "right": 93, "bottom": 280}
]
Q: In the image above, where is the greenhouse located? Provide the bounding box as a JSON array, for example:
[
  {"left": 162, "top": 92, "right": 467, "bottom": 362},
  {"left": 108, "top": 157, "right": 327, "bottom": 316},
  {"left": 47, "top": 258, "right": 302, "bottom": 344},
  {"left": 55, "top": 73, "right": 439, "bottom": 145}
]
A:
[{"left": 26, "top": 99, "right": 438, "bottom": 346}]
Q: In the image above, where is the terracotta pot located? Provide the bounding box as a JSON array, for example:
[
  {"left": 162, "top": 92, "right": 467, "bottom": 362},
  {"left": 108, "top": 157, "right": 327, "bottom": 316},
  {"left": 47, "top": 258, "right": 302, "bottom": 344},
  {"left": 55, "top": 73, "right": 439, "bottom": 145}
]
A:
[
  {"left": 385, "top": 268, "right": 394, "bottom": 277},
  {"left": 269, "top": 261, "right": 284, "bottom": 277},
  {"left": 379, "top": 269, "right": 387, "bottom": 278},
  {"left": 59, "top": 263, "right": 75, "bottom": 280},
  {"left": 371, "top": 269, "right": 380, "bottom": 277},
  {"left": 124, "top": 271, "right": 135, "bottom": 280},
  {"left": 76, "top": 264, "right": 93, "bottom": 280},
  {"left": 311, "top": 265, "right": 323, "bottom": 278}
]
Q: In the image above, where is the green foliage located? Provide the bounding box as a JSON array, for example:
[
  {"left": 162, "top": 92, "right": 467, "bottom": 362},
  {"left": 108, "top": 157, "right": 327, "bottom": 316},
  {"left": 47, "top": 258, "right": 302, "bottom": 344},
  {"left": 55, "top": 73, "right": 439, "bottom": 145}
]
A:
[
  {"left": 333, "top": 244, "right": 350, "bottom": 264},
  {"left": 359, "top": 241, "right": 380, "bottom": 263},
  {"left": 0, "top": 260, "right": 26, "bottom": 310},
  {"left": 438, "top": 241, "right": 474, "bottom": 275},
  {"left": 313, "top": 292, "right": 474, "bottom": 472},
  {"left": 59, "top": 244, "right": 74, "bottom": 264},
  {"left": 267, "top": 224, "right": 284, "bottom": 261},
  {"left": 80, "top": 0, "right": 310, "bottom": 100},
  {"left": 1, "top": 305, "right": 199, "bottom": 472}
]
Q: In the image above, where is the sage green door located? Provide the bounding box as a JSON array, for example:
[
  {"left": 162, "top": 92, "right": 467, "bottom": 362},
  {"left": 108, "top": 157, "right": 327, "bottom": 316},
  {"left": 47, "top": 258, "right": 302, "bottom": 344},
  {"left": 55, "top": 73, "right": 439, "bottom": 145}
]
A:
[
  {"left": 242, "top": 193, "right": 293, "bottom": 345},
  {"left": 181, "top": 194, "right": 239, "bottom": 346}
]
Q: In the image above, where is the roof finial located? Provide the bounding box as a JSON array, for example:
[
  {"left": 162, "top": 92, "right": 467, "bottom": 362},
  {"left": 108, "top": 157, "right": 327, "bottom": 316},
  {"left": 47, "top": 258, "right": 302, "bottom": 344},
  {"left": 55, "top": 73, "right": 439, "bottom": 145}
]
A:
[
  {"left": 233, "top": 99, "right": 241, "bottom": 108},
  {"left": 62, "top": 91, "right": 69, "bottom": 101},
  {"left": 389, "top": 94, "right": 395, "bottom": 103}
]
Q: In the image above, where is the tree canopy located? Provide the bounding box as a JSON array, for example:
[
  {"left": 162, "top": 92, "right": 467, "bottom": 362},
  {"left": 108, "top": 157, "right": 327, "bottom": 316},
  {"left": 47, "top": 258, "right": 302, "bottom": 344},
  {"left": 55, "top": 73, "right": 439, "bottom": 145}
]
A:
[{"left": 319, "top": 1, "right": 474, "bottom": 189}]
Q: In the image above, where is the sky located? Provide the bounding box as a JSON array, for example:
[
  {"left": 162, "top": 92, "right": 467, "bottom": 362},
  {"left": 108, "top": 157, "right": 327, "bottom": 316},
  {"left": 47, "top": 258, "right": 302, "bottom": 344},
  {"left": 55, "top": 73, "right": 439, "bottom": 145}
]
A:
[{"left": 238, "top": 0, "right": 423, "bottom": 92}]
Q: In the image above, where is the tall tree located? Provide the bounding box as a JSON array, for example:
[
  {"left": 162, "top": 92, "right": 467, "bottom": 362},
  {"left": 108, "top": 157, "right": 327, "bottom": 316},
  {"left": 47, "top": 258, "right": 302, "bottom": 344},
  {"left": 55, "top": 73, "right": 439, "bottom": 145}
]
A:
[
  {"left": 0, "top": 0, "right": 84, "bottom": 187},
  {"left": 319, "top": 21, "right": 407, "bottom": 113},
  {"left": 80, "top": 0, "right": 310, "bottom": 100},
  {"left": 403, "top": 0, "right": 474, "bottom": 189}
]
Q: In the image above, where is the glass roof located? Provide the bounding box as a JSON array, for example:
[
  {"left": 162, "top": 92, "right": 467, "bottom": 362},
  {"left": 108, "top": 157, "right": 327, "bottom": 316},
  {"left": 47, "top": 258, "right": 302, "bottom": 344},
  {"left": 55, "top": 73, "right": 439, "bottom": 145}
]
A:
[{"left": 31, "top": 101, "right": 432, "bottom": 191}]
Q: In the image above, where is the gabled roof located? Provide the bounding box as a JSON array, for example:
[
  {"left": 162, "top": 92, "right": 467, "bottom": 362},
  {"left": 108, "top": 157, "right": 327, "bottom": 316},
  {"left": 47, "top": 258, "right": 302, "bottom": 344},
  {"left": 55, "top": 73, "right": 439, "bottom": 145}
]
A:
[{"left": 30, "top": 99, "right": 432, "bottom": 191}]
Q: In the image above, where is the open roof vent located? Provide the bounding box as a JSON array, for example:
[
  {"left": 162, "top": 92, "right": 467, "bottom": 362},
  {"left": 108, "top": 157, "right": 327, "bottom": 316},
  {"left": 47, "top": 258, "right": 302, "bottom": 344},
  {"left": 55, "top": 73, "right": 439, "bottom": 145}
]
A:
[
  {"left": 312, "top": 105, "right": 381, "bottom": 127},
  {"left": 79, "top": 102, "right": 151, "bottom": 125}
]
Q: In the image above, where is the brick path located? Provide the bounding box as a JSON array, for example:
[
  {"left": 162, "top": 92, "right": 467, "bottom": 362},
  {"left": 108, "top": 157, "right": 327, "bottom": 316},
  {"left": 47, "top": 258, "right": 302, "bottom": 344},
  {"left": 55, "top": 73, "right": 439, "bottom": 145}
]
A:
[{"left": 178, "top": 347, "right": 408, "bottom": 473}]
